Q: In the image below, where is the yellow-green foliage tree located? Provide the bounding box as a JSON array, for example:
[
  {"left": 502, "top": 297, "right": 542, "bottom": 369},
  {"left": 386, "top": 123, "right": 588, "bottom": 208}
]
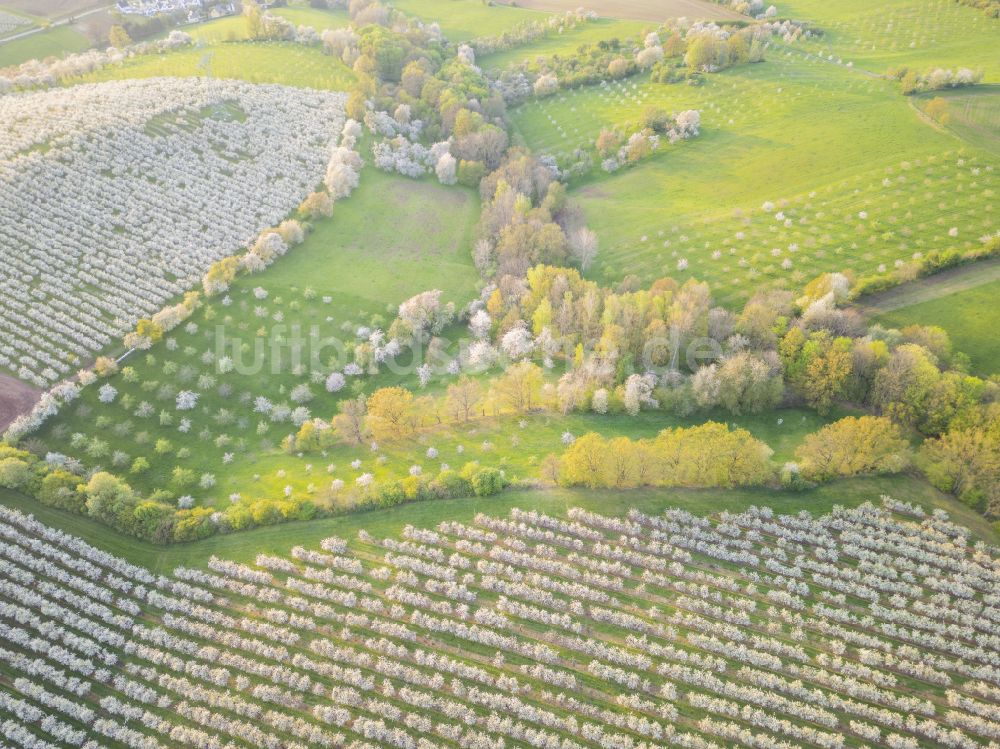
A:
[
  {"left": 559, "top": 432, "right": 609, "bottom": 488},
  {"left": 925, "top": 97, "right": 951, "bottom": 124},
  {"left": 366, "top": 387, "right": 415, "bottom": 442},
  {"left": 795, "top": 416, "right": 911, "bottom": 482},
  {"left": 93, "top": 356, "right": 119, "bottom": 378},
  {"left": 918, "top": 417, "right": 1000, "bottom": 515},
  {"left": 655, "top": 422, "right": 774, "bottom": 487},
  {"left": 559, "top": 422, "right": 773, "bottom": 489},
  {"left": 244, "top": 0, "right": 264, "bottom": 39},
  {"left": 108, "top": 25, "right": 132, "bottom": 49},
  {"left": 0, "top": 456, "right": 32, "bottom": 490},
  {"left": 202, "top": 256, "right": 240, "bottom": 296},
  {"left": 490, "top": 361, "right": 543, "bottom": 413},
  {"left": 294, "top": 419, "right": 338, "bottom": 452},
  {"left": 333, "top": 396, "right": 368, "bottom": 445},
  {"left": 446, "top": 376, "right": 482, "bottom": 422}
]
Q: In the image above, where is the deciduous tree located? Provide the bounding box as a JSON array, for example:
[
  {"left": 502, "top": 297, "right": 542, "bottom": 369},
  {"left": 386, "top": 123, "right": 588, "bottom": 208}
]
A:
[
  {"left": 367, "top": 386, "right": 415, "bottom": 441},
  {"left": 796, "top": 416, "right": 910, "bottom": 482}
]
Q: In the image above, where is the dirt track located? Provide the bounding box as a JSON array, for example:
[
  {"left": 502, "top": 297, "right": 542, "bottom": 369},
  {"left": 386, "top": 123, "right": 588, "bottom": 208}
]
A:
[
  {"left": 0, "top": 372, "right": 40, "bottom": 434},
  {"left": 855, "top": 256, "right": 1000, "bottom": 316}
]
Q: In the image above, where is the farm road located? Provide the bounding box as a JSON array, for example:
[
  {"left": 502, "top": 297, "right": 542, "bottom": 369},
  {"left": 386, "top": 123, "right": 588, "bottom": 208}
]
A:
[{"left": 855, "top": 256, "right": 1000, "bottom": 315}]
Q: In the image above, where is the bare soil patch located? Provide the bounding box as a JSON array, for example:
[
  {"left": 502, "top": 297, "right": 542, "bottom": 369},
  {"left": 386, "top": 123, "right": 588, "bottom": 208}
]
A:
[
  {"left": 496, "top": 0, "right": 745, "bottom": 21},
  {"left": 0, "top": 372, "right": 40, "bottom": 433},
  {"left": 576, "top": 183, "right": 611, "bottom": 199}
]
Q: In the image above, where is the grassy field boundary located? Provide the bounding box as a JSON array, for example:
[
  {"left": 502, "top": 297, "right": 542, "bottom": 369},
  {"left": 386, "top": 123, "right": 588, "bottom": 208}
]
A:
[
  {"left": 857, "top": 255, "right": 1000, "bottom": 315},
  {"left": 3, "top": 473, "right": 994, "bottom": 572}
]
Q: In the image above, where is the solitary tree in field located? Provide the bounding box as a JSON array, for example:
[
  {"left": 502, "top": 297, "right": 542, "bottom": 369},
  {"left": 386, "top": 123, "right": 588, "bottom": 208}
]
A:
[
  {"left": 492, "top": 362, "right": 543, "bottom": 413},
  {"left": 366, "top": 387, "right": 415, "bottom": 441},
  {"left": 447, "top": 376, "right": 482, "bottom": 422},
  {"left": 925, "top": 97, "right": 951, "bottom": 124},
  {"left": 333, "top": 396, "right": 368, "bottom": 445}
]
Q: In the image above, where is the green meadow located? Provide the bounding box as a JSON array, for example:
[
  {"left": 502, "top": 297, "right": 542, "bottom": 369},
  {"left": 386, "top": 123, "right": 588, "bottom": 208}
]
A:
[
  {"left": 477, "top": 17, "right": 650, "bottom": 70},
  {"left": 915, "top": 84, "right": 1000, "bottom": 157},
  {"left": 180, "top": 5, "right": 351, "bottom": 43},
  {"left": 875, "top": 276, "right": 1000, "bottom": 376},
  {"left": 389, "top": 0, "right": 549, "bottom": 42},
  {"left": 76, "top": 39, "right": 356, "bottom": 90},
  {"left": 510, "top": 55, "right": 998, "bottom": 305},
  {"left": 780, "top": 0, "right": 998, "bottom": 74},
  {"left": 0, "top": 23, "right": 89, "bottom": 67}
]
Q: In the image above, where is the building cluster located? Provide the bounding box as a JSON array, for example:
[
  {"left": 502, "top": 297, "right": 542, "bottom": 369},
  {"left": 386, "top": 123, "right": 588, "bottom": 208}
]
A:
[{"left": 114, "top": 0, "right": 236, "bottom": 22}]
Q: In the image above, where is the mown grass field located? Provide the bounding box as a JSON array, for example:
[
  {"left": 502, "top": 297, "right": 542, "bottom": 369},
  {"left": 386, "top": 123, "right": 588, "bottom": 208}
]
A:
[
  {"left": 875, "top": 276, "right": 1000, "bottom": 376},
  {"left": 0, "top": 22, "right": 88, "bottom": 67},
  {"left": 5, "top": 471, "right": 995, "bottom": 571},
  {"left": 511, "top": 54, "right": 998, "bottom": 306},
  {"left": 74, "top": 39, "right": 356, "bottom": 90}
]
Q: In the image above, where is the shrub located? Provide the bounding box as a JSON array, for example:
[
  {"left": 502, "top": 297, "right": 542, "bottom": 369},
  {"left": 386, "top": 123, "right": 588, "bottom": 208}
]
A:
[
  {"left": 375, "top": 480, "right": 407, "bottom": 506},
  {"left": 470, "top": 466, "right": 504, "bottom": 496},
  {"left": 37, "top": 469, "right": 85, "bottom": 512},
  {"left": 224, "top": 504, "right": 256, "bottom": 531},
  {"left": 130, "top": 500, "right": 175, "bottom": 541},
  {"left": 0, "top": 457, "right": 32, "bottom": 490},
  {"left": 428, "top": 468, "right": 471, "bottom": 498},
  {"left": 170, "top": 467, "right": 197, "bottom": 490},
  {"left": 173, "top": 507, "right": 215, "bottom": 542},
  {"left": 82, "top": 472, "right": 137, "bottom": 525},
  {"left": 457, "top": 159, "right": 486, "bottom": 187}
]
